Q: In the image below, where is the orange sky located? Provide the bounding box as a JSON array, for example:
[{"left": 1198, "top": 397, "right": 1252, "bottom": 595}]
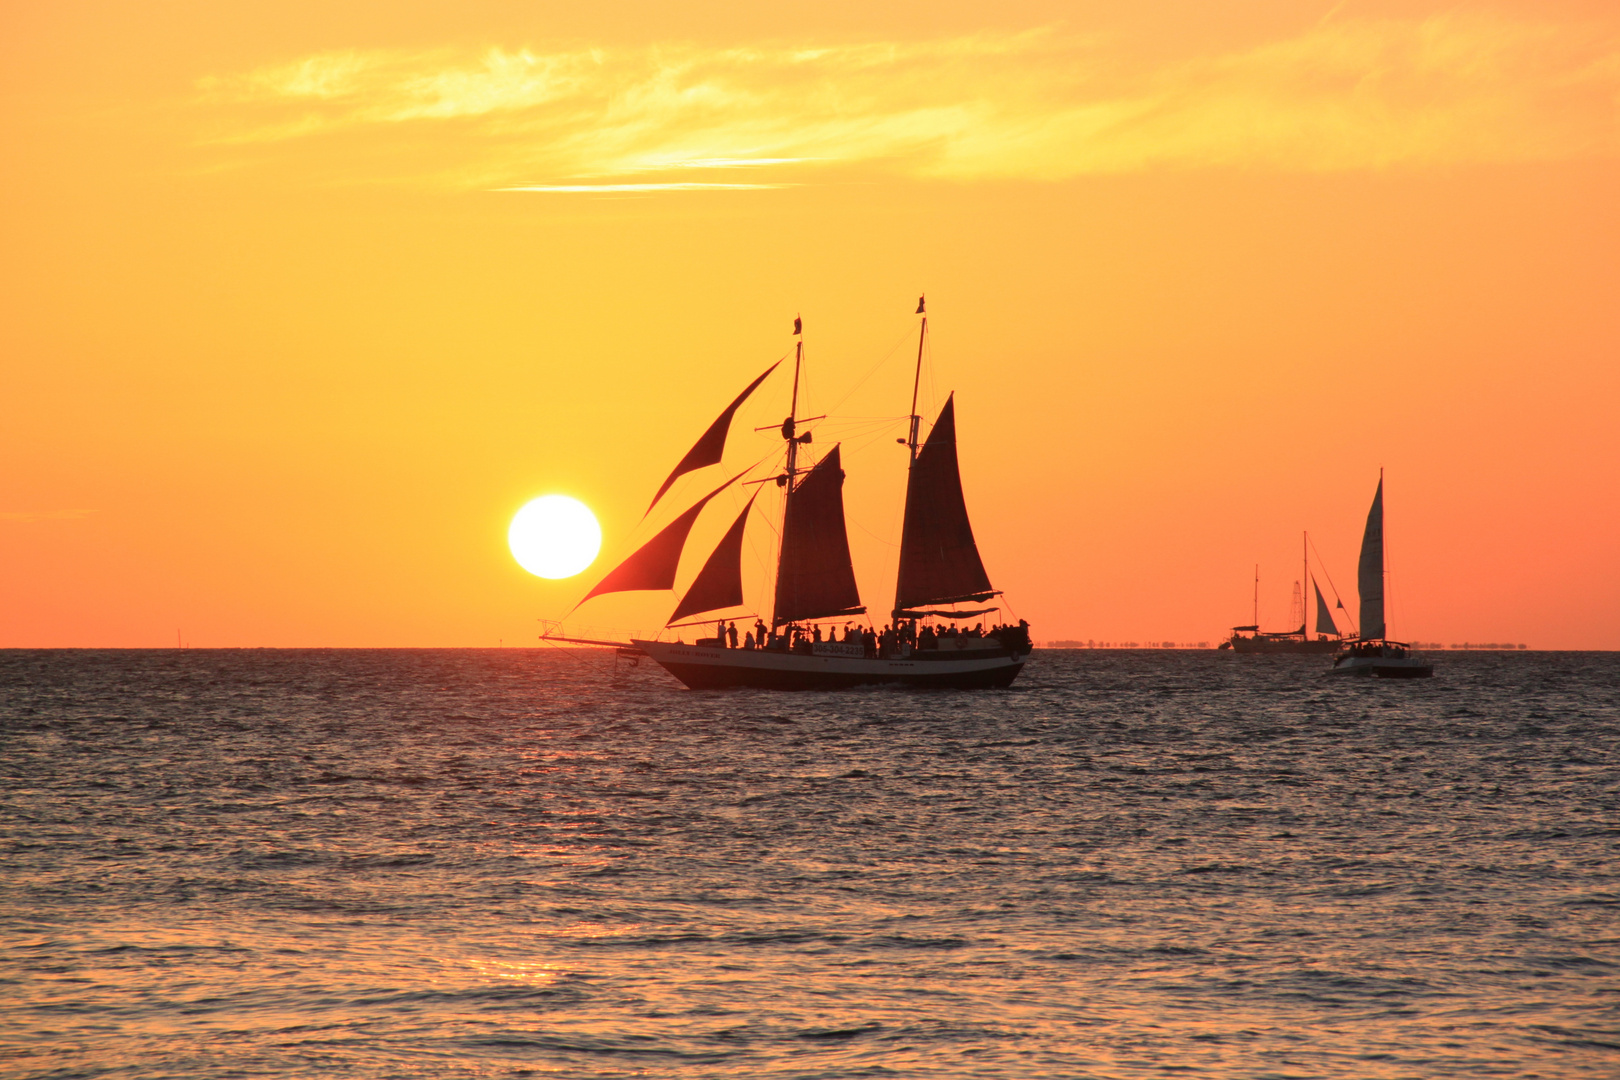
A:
[{"left": 3, "top": 0, "right": 1617, "bottom": 649}]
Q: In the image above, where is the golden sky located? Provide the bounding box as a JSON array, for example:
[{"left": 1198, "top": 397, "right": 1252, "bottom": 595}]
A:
[{"left": 3, "top": 0, "right": 1618, "bottom": 647}]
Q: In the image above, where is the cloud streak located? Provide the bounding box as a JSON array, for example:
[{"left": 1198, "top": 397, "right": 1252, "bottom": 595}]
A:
[{"left": 196, "top": 16, "right": 1620, "bottom": 189}]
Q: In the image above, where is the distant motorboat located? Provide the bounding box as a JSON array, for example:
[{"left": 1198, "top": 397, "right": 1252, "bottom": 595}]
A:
[{"left": 1329, "top": 475, "right": 1433, "bottom": 678}]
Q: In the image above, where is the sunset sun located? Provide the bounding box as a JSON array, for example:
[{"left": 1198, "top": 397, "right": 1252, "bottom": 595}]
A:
[{"left": 508, "top": 495, "right": 601, "bottom": 579}]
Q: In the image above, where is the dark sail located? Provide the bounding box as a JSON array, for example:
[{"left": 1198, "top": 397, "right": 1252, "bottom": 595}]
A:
[
  {"left": 646, "top": 361, "right": 780, "bottom": 515},
  {"left": 893, "top": 395, "right": 995, "bottom": 613},
  {"left": 667, "top": 493, "right": 757, "bottom": 625},
  {"left": 1312, "top": 578, "right": 1338, "bottom": 635},
  {"left": 578, "top": 473, "right": 739, "bottom": 607},
  {"left": 1357, "top": 477, "right": 1386, "bottom": 641},
  {"left": 772, "top": 445, "right": 865, "bottom": 625}
]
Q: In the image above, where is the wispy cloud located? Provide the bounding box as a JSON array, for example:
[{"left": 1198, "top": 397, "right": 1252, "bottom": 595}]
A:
[
  {"left": 497, "top": 182, "right": 789, "bottom": 193},
  {"left": 196, "top": 15, "right": 1620, "bottom": 189}
]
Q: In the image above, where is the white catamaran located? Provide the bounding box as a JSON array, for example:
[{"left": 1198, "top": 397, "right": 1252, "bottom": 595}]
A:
[
  {"left": 1329, "top": 473, "right": 1433, "bottom": 678},
  {"left": 546, "top": 300, "right": 1032, "bottom": 689}
]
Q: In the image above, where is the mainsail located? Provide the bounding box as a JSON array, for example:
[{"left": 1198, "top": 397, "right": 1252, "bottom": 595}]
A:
[
  {"left": 1357, "top": 478, "right": 1386, "bottom": 641},
  {"left": 645, "top": 361, "right": 780, "bottom": 515},
  {"left": 578, "top": 472, "right": 740, "bottom": 606},
  {"left": 773, "top": 445, "right": 865, "bottom": 625},
  {"left": 893, "top": 395, "right": 995, "bottom": 614},
  {"left": 1312, "top": 578, "right": 1338, "bottom": 635},
  {"left": 668, "top": 492, "right": 757, "bottom": 625}
]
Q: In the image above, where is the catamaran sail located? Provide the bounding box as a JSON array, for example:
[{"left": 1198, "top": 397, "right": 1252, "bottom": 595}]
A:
[
  {"left": 1357, "top": 478, "right": 1385, "bottom": 642},
  {"left": 1330, "top": 473, "right": 1431, "bottom": 677}
]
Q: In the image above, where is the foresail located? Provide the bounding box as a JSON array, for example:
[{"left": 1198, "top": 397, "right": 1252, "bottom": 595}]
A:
[
  {"left": 1357, "top": 478, "right": 1386, "bottom": 640},
  {"left": 773, "top": 445, "right": 865, "bottom": 625},
  {"left": 667, "top": 493, "right": 757, "bottom": 625},
  {"left": 1313, "top": 578, "right": 1338, "bottom": 635},
  {"left": 646, "top": 360, "right": 780, "bottom": 516},
  {"left": 578, "top": 472, "right": 740, "bottom": 607},
  {"left": 893, "top": 395, "right": 995, "bottom": 613}
]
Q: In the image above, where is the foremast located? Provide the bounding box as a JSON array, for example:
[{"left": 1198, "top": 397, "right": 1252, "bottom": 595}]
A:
[{"left": 768, "top": 317, "right": 864, "bottom": 628}]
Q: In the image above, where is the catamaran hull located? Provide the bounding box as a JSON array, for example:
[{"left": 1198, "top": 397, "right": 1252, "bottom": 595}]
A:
[
  {"left": 633, "top": 640, "right": 1027, "bottom": 690},
  {"left": 1328, "top": 655, "right": 1434, "bottom": 678}
]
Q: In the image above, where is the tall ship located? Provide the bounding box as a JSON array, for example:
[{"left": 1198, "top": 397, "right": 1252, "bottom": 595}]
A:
[
  {"left": 546, "top": 300, "right": 1032, "bottom": 689},
  {"left": 1220, "top": 535, "right": 1348, "bottom": 654},
  {"left": 1329, "top": 473, "right": 1432, "bottom": 677}
]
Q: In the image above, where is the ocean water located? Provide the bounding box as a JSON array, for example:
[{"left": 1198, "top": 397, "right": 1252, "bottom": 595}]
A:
[{"left": 2, "top": 648, "right": 1616, "bottom": 1079}]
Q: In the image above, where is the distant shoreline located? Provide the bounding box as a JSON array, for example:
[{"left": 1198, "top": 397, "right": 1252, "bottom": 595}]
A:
[{"left": 1040, "top": 640, "right": 1533, "bottom": 651}]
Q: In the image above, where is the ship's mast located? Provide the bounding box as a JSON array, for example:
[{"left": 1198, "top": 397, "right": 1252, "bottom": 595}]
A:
[
  {"left": 785, "top": 329, "right": 803, "bottom": 481},
  {"left": 906, "top": 299, "right": 926, "bottom": 463},
  {"left": 770, "top": 320, "right": 804, "bottom": 631},
  {"left": 891, "top": 298, "right": 928, "bottom": 624}
]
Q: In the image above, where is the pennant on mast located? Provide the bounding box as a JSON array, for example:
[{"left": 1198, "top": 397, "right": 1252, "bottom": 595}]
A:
[
  {"left": 893, "top": 395, "right": 996, "bottom": 614},
  {"left": 578, "top": 472, "right": 742, "bottom": 607},
  {"left": 645, "top": 361, "right": 780, "bottom": 516},
  {"left": 773, "top": 445, "right": 865, "bottom": 625},
  {"left": 667, "top": 492, "right": 758, "bottom": 625}
]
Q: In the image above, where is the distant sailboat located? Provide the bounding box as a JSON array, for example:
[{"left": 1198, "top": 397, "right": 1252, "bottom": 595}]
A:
[
  {"left": 1221, "top": 534, "right": 1348, "bottom": 654},
  {"left": 545, "top": 300, "right": 1032, "bottom": 689},
  {"left": 1329, "top": 474, "right": 1433, "bottom": 677}
]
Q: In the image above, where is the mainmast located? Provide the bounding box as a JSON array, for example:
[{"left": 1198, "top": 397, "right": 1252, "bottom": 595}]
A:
[
  {"left": 905, "top": 295, "right": 926, "bottom": 462},
  {"left": 893, "top": 297, "right": 927, "bottom": 621}
]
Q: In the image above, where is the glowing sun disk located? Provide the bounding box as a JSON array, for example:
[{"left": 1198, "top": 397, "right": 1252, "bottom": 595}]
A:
[{"left": 509, "top": 495, "right": 601, "bottom": 579}]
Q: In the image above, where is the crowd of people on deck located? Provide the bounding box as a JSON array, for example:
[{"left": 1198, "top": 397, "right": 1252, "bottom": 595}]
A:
[{"left": 697, "top": 618, "right": 1032, "bottom": 659}]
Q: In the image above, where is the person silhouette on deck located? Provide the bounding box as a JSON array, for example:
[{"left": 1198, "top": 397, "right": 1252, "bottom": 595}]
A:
[{"left": 727, "top": 623, "right": 738, "bottom": 649}]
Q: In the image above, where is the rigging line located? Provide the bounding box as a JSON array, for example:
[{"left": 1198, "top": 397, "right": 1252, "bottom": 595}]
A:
[
  {"left": 848, "top": 515, "right": 900, "bottom": 548},
  {"left": 826, "top": 323, "right": 917, "bottom": 416},
  {"left": 1306, "top": 532, "right": 1353, "bottom": 628}
]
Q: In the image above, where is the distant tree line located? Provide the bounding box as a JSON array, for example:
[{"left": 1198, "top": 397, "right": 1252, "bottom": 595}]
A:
[{"left": 1044, "top": 640, "right": 1212, "bottom": 649}]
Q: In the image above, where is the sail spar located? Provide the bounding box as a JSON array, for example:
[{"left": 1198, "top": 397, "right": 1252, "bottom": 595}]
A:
[
  {"left": 577, "top": 471, "right": 742, "bottom": 607},
  {"left": 773, "top": 445, "right": 865, "bottom": 625},
  {"left": 668, "top": 492, "right": 757, "bottom": 625},
  {"left": 1357, "top": 477, "right": 1386, "bottom": 641},
  {"left": 645, "top": 361, "right": 780, "bottom": 516},
  {"left": 1312, "top": 578, "right": 1338, "bottom": 636},
  {"left": 893, "top": 395, "right": 996, "bottom": 614}
]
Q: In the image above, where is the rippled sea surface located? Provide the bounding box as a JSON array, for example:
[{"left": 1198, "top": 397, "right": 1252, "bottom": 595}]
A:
[{"left": 2, "top": 649, "right": 1617, "bottom": 1079}]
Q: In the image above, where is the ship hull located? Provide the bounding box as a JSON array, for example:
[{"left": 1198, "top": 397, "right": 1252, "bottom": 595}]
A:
[
  {"left": 1227, "top": 636, "right": 1341, "bottom": 655},
  {"left": 633, "top": 640, "right": 1027, "bottom": 690}
]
